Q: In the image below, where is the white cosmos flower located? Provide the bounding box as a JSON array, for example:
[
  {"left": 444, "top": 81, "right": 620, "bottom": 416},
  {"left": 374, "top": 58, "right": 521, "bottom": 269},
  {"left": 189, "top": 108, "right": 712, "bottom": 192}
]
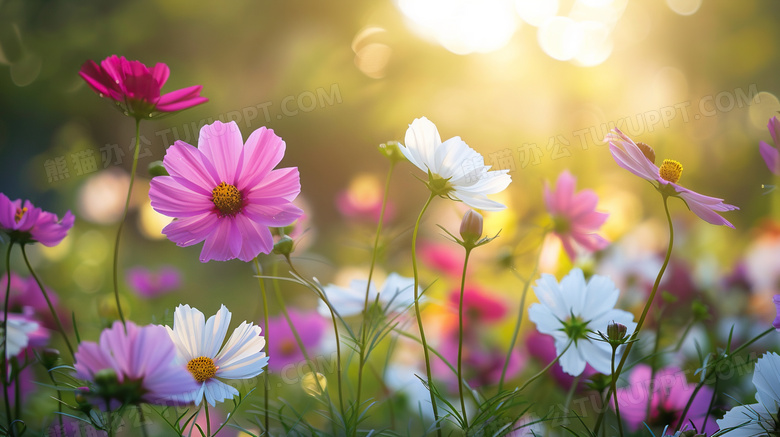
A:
[
  {"left": 399, "top": 117, "right": 511, "bottom": 211},
  {"left": 166, "top": 304, "right": 268, "bottom": 406},
  {"left": 320, "top": 273, "right": 419, "bottom": 318},
  {"left": 717, "top": 352, "right": 780, "bottom": 435},
  {"left": 2, "top": 316, "right": 39, "bottom": 358},
  {"left": 527, "top": 268, "right": 636, "bottom": 376}
]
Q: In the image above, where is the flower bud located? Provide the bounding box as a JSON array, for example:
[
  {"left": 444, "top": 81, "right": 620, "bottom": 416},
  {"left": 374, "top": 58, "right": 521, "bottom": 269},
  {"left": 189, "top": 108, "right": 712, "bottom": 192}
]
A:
[
  {"left": 606, "top": 321, "right": 628, "bottom": 344},
  {"left": 459, "top": 209, "right": 483, "bottom": 246},
  {"left": 273, "top": 235, "right": 295, "bottom": 256},
  {"left": 378, "top": 141, "right": 406, "bottom": 164},
  {"left": 148, "top": 160, "right": 169, "bottom": 177},
  {"left": 94, "top": 369, "right": 119, "bottom": 387},
  {"left": 40, "top": 348, "right": 60, "bottom": 370}
]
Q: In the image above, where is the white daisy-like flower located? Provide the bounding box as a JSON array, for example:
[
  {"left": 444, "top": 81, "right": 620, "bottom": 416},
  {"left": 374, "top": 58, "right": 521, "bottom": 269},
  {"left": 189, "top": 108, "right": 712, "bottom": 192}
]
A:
[
  {"left": 527, "top": 268, "right": 636, "bottom": 376},
  {"left": 717, "top": 352, "right": 780, "bottom": 435},
  {"left": 166, "top": 304, "right": 268, "bottom": 406},
  {"left": 2, "top": 316, "right": 39, "bottom": 358},
  {"left": 398, "top": 117, "right": 511, "bottom": 211},
  {"left": 320, "top": 272, "right": 420, "bottom": 318}
]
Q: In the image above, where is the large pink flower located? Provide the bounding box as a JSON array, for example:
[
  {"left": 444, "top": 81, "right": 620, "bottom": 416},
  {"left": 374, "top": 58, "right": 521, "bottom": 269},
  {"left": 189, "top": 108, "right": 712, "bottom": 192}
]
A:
[
  {"left": 544, "top": 170, "right": 609, "bottom": 260},
  {"left": 606, "top": 128, "right": 738, "bottom": 228},
  {"left": 149, "top": 120, "right": 303, "bottom": 262},
  {"left": 79, "top": 55, "right": 207, "bottom": 119},
  {"left": 0, "top": 194, "right": 74, "bottom": 246},
  {"left": 760, "top": 116, "right": 780, "bottom": 175}
]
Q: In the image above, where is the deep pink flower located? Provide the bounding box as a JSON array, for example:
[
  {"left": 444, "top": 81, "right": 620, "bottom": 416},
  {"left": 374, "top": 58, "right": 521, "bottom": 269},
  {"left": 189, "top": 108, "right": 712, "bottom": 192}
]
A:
[
  {"left": 0, "top": 194, "right": 74, "bottom": 246},
  {"left": 266, "top": 309, "right": 326, "bottom": 373},
  {"left": 544, "top": 170, "right": 609, "bottom": 260},
  {"left": 614, "top": 364, "right": 717, "bottom": 434},
  {"left": 126, "top": 266, "right": 181, "bottom": 298},
  {"left": 79, "top": 55, "right": 207, "bottom": 119},
  {"left": 74, "top": 321, "right": 198, "bottom": 407},
  {"left": 2, "top": 272, "right": 68, "bottom": 330},
  {"left": 606, "top": 128, "right": 738, "bottom": 228},
  {"left": 149, "top": 120, "right": 303, "bottom": 262},
  {"left": 419, "top": 241, "right": 467, "bottom": 278},
  {"left": 447, "top": 286, "right": 506, "bottom": 330},
  {"left": 773, "top": 295, "right": 780, "bottom": 330},
  {"left": 760, "top": 116, "right": 780, "bottom": 175}
]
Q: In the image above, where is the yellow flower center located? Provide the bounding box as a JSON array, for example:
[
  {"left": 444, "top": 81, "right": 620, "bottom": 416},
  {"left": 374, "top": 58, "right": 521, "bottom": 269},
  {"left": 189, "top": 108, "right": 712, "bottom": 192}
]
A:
[
  {"left": 659, "top": 159, "right": 683, "bottom": 183},
  {"left": 187, "top": 356, "right": 218, "bottom": 382},
  {"left": 14, "top": 207, "right": 27, "bottom": 223},
  {"left": 211, "top": 182, "right": 243, "bottom": 217},
  {"left": 636, "top": 142, "right": 656, "bottom": 164}
]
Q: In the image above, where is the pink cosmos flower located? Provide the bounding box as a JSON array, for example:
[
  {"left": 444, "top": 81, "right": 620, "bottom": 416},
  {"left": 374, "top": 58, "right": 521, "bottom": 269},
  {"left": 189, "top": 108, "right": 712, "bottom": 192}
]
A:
[
  {"left": 149, "top": 120, "right": 303, "bottom": 262},
  {"left": 0, "top": 194, "right": 74, "bottom": 246},
  {"left": 773, "top": 295, "right": 780, "bottom": 330},
  {"left": 126, "top": 266, "right": 181, "bottom": 298},
  {"left": 266, "top": 309, "right": 326, "bottom": 373},
  {"left": 760, "top": 116, "right": 780, "bottom": 175},
  {"left": 606, "top": 128, "right": 738, "bottom": 228},
  {"left": 2, "top": 272, "right": 68, "bottom": 330},
  {"left": 614, "top": 364, "right": 717, "bottom": 434},
  {"left": 79, "top": 55, "right": 207, "bottom": 119},
  {"left": 74, "top": 321, "right": 198, "bottom": 407},
  {"left": 447, "top": 286, "right": 507, "bottom": 330},
  {"left": 544, "top": 170, "right": 609, "bottom": 260}
]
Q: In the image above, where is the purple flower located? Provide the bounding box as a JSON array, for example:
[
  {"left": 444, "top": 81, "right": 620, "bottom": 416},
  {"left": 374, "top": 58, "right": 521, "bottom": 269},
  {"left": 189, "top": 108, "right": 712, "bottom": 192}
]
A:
[
  {"left": 606, "top": 128, "right": 738, "bottom": 228},
  {"left": 149, "top": 120, "right": 303, "bottom": 262},
  {"left": 126, "top": 266, "right": 181, "bottom": 298},
  {"left": 74, "top": 321, "right": 198, "bottom": 407},
  {"left": 2, "top": 272, "right": 68, "bottom": 331},
  {"left": 79, "top": 55, "right": 207, "bottom": 119},
  {"left": 760, "top": 116, "right": 780, "bottom": 175},
  {"left": 773, "top": 295, "right": 780, "bottom": 330},
  {"left": 0, "top": 194, "right": 74, "bottom": 246},
  {"left": 266, "top": 309, "right": 325, "bottom": 373}
]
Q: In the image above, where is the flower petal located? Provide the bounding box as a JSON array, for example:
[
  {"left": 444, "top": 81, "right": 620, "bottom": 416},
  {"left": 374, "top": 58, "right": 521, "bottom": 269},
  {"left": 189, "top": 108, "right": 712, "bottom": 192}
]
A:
[{"left": 198, "top": 121, "right": 244, "bottom": 185}]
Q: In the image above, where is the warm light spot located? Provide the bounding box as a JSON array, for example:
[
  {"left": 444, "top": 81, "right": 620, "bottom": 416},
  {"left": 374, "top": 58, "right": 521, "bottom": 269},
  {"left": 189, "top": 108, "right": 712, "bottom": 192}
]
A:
[
  {"left": 78, "top": 170, "right": 129, "bottom": 224},
  {"left": 187, "top": 356, "right": 218, "bottom": 382},
  {"left": 354, "top": 43, "right": 392, "bottom": 79},
  {"left": 346, "top": 174, "right": 383, "bottom": 209},
  {"left": 75, "top": 230, "right": 109, "bottom": 263},
  {"left": 301, "top": 372, "right": 327, "bottom": 397},
  {"left": 749, "top": 91, "right": 780, "bottom": 129},
  {"left": 665, "top": 0, "right": 702, "bottom": 16},
  {"left": 572, "top": 20, "right": 613, "bottom": 67},
  {"left": 515, "top": 0, "right": 558, "bottom": 27},
  {"left": 538, "top": 16, "right": 583, "bottom": 61},
  {"left": 137, "top": 200, "right": 170, "bottom": 241}
]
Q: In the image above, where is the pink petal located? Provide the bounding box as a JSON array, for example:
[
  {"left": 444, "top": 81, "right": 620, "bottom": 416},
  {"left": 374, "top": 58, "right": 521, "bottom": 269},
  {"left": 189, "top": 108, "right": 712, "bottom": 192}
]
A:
[
  {"left": 162, "top": 212, "right": 218, "bottom": 247},
  {"left": 238, "top": 127, "right": 286, "bottom": 190},
  {"left": 150, "top": 177, "right": 213, "bottom": 218},
  {"left": 676, "top": 188, "right": 738, "bottom": 228},
  {"left": 571, "top": 209, "right": 609, "bottom": 229},
  {"left": 197, "top": 121, "right": 244, "bottom": 185},
  {"left": 769, "top": 116, "right": 780, "bottom": 147},
  {"left": 609, "top": 143, "right": 658, "bottom": 182},
  {"left": 233, "top": 214, "right": 275, "bottom": 261},
  {"left": 551, "top": 170, "right": 576, "bottom": 213},
  {"left": 156, "top": 86, "right": 208, "bottom": 112},
  {"left": 0, "top": 193, "right": 16, "bottom": 230},
  {"left": 150, "top": 63, "right": 170, "bottom": 89},
  {"left": 199, "top": 219, "right": 241, "bottom": 262},
  {"left": 760, "top": 140, "right": 780, "bottom": 175},
  {"left": 244, "top": 202, "right": 304, "bottom": 228},
  {"left": 571, "top": 232, "right": 609, "bottom": 253},
  {"left": 79, "top": 60, "right": 122, "bottom": 100},
  {"left": 163, "top": 141, "right": 219, "bottom": 195},
  {"left": 245, "top": 167, "right": 301, "bottom": 202}
]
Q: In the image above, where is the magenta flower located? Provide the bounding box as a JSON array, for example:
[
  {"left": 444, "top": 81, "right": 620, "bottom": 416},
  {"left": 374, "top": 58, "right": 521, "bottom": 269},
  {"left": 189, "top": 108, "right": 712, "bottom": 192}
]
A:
[
  {"left": 126, "top": 266, "right": 181, "bottom": 298},
  {"left": 2, "top": 272, "right": 68, "bottom": 330},
  {"left": 266, "top": 309, "right": 326, "bottom": 373},
  {"left": 614, "top": 364, "right": 717, "bottom": 434},
  {"left": 74, "top": 321, "right": 198, "bottom": 407},
  {"left": 149, "top": 120, "right": 303, "bottom": 262},
  {"left": 545, "top": 170, "right": 609, "bottom": 260},
  {"left": 0, "top": 194, "right": 74, "bottom": 246},
  {"left": 447, "top": 286, "right": 506, "bottom": 330},
  {"left": 79, "top": 55, "right": 207, "bottom": 119},
  {"left": 773, "top": 295, "right": 780, "bottom": 330},
  {"left": 606, "top": 128, "right": 738, "bottom": 228},
  {"left": 525, "top": 330, "right": 596, "bottom": 390},
  {"left": 760, "top": 116, "right": 780, "bottom": 175}
]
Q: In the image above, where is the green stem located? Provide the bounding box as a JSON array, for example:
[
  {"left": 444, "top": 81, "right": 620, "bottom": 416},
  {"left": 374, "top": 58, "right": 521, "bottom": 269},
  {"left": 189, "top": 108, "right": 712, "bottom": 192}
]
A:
[
  {"left": 457, "top": 247, "right": 472, "bottom": 429},
  {"left": 2, "top": 242, "right": 13, "bottom": 433},
  {"left": 47, "top": 369, "right": 64, "bottom": 436},
  {"left": 253, "top": 258, "right": 271, "bottom": 434},
  {"left": 410, "top": 193, "right": 440, "bottom": 435},
  {"left": 111, "top": 118, "right": 142, "bottom": 328},
  {"left": 646, "top": 308, "right": 664, "bottom": 421},
  {"left": 355, "top": 161, "right": 395, "bottom": 434},
  {"left": 204, "top": 401, "right": 211, "bottom": 437},
  {"left": 611, "top": 347, "right": 624, "bottom": 437},
  {"left": 137, "top": 405, "right": 148, "bottom": 437},
  {"left": 563, "top": 374, "right": 580, "bottom": 414},
  {"left": 11, "top": 359, "right": 19, "bottom": 428},
  {"left": 20, "top": 245, "right": 74, "bottom": 359},
  {"left": 595, "top": 195, "right": 674, "bottom": 434},
  {"left": 518, "top": 340, "right": 573, "bottom": 392}
]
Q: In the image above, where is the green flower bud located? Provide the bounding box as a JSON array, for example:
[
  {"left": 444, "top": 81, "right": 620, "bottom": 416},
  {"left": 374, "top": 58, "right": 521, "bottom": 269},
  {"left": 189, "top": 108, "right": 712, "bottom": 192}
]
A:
[
  {"left": 606, "top": 321, "right": 628, "bottom": 344},
  {"left": 148, "top": 160, "right": 169, "bottom": 177},
  {"left": 459, "top": 209, "right": 483, "bottom": 246},
  {"left": 273, "top": 235, "right": 295, "bottom": 256}
]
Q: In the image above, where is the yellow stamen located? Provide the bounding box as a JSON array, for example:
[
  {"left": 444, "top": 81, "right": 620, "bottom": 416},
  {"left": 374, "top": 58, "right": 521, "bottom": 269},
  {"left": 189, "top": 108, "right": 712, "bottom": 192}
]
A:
[
  {"left": 636, "top": 142, "right": 656, "bottom": 164},
  {"left": 659, "top": 159, "right": 683, "bottom": 183},
  {"left": 14, "top": 207, "right": 27, "bottom": 223},
  {"left": 187, "top": 356, "right": 218, "bottom": 382},
  {"left": 211, "top": 182, "right": 243, "bottom": 217}
]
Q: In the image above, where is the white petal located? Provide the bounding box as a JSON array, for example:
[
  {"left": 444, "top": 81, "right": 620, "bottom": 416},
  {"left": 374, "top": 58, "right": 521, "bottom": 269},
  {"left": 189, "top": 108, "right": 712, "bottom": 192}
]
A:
[
  {"left": 559, "top": 268, "right": 587, "bottom": 316},
  {"left": 203, "top": 379, "right": 239, "bottom": 406},
  {"left": 215, "top": 322, "right": 267, "bottom": 379},
  {"left": 170, "top": 304, "right": 206, "bottom": 359},
  {"left": 202, "top": 305, "right": 232, "bottom": 359},
  {"left": 716, "top": 404, "right": 772, "bottom": 435},
  {"left": 754, "top": 352, "right": 780, "bottom": 410},
  {"left": 404, "top": 117, "right": 441, "bottom": 173},
  {"left": 380, "top": 273, "right": 418, "bottom": 311},
  {"left": 557, "top": 340, "right": 586, "bottom": 376}
]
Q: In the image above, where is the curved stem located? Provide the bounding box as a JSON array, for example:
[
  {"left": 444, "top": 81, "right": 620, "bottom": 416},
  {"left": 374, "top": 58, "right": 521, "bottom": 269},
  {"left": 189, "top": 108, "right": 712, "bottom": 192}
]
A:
[
  {"left": 518, "top": 340, "right": 572, "bottom": 392},
  {"left": 410, "top": 193, "right": 440, "bottom": 435},
  {"left": 253, "top": 258, "right": 270, "bottom": 434},
  {"left": 611, "top": 347, "right": 624, "bottom": 437},
  {"left": 20, "top": 245, "right": 74, "bottom": 359},
  {"left": 355, "top": 161, "right": 395, "bottom": 433},
  {"left": 595, "top": 195, "right": 674, "bottom": 434},
  {"left": 111, "top": 118, "right": 142, "bottom": 328},
  {"left": 457, "top": 247, "right": 472, "bottom": 429},
  {"left": 2, "top": 242, "right": 13, "bottom": 433}
]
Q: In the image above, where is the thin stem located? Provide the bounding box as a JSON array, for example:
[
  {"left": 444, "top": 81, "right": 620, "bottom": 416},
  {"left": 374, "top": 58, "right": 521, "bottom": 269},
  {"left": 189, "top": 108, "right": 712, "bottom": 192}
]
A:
[
  {"left": 137, "top": 405, "right": 149, "bottom": 437},
  {"left": 20, "top": 245, "right": 74, "bottom": 358},
  {"left": 646, "top": 309, "right": 664, "bottom": 420},
  {"left": 410, "top": 192, "right": 440, "bottom": 435},
  {"left": 253, "top": 258, "right": 271, "bottom": 434},
  {"left": 595, "top": 195, "right": 674, "bottom": 434},
  {"left": 204, "top": 401, "right": 211, "bottom": 437},
  {"left": 47, "top": 369, "right": 64, "bottom": 435},
  {"left": 611, "top": 347, "right": 624, "bottom": 437},
  {"left": 2, "top": 242, "right": 13, "bottom": 433},
  {"left": 563, "top": 374, "right": 580, "bottom": 414},
  {"left": 457, "top": 247, "right": 472, "bottom": 429},
  {"left": 111, "top": 118, "right": 142, "bottom": 328},
  {"left": 518, "top": 340, "right": 573, "bottom": 392},
  {"left": 355, "top": 161, "right": 395, "bottom": 435},
  {"left": 499, "top": 233, "right": 547, "bottom": 391}
]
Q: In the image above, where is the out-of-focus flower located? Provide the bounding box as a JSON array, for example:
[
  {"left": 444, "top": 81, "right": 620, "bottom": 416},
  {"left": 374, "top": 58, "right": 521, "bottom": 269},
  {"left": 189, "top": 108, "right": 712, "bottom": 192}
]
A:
[
  {"left": 266, "top": 309, "right": 326, "bottom": 373},
  {"left": 126, "top": 266, "right": 181, "bottom": 298},
  {"left": 2, "top": 272, "right": 67, "bottom": 330},
  {"left": 79, "top": 55, "right": 207, "bottom": 119},
  {"left": 759, "top": 116, "right": 780, "bottom": 175},
  {"left": 717, "top": 352, "right": 780, "bottom": 434},
  {"left": 74, "top": 321, "right": 198, "bottom": 407},
  {"left": 4, "top": 364, "right": 34, "bottom": 410},
  {"left": 615, "top": 364, "right": 717, "bottom": 433},
  {"left": 149, "top": 121, "right": 303, "bottom": 262},
  {"left": 48, "top": 415, "right": 107, "bottom": 437},
  {"left": 773, "top": 296, "right": 780, "bottom": 330},
  {"left": 419, "top": 241, "right": 466, "bottom": 278},
  {"left": 398, "top": 117, "right": 511, "bottom": 211},
  {"left": 544, "top": 170, "right": 609, "bottom": 260},
  {"left": 2, "top": 314, "right": 40, "bottom": 358},
  {"left": 179, "top": 407, "right": 234, "bottom": 437},
  {"left": 525, "top": 330, "right": 596, "bottom": 389},
  {"left": 447, "top": 286, "right": 506, "bottom": 330},
  {"left": 166, "top": 304, "right": 268, "bottom": 406},
  {"left": 0, "top": 193, "right": 74, "bottom": 246},
  {"left": 320, "top": 272, "right": 419, "bottom": 317},
  {"left": 528, "top": 268, "right": 636, "bottom": 376},
  {"left": 606, "top": 128, "right": 738, "bottom": 228},
  {"left": 336, "top": 173, "right": 395, "bottom": 222}
]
